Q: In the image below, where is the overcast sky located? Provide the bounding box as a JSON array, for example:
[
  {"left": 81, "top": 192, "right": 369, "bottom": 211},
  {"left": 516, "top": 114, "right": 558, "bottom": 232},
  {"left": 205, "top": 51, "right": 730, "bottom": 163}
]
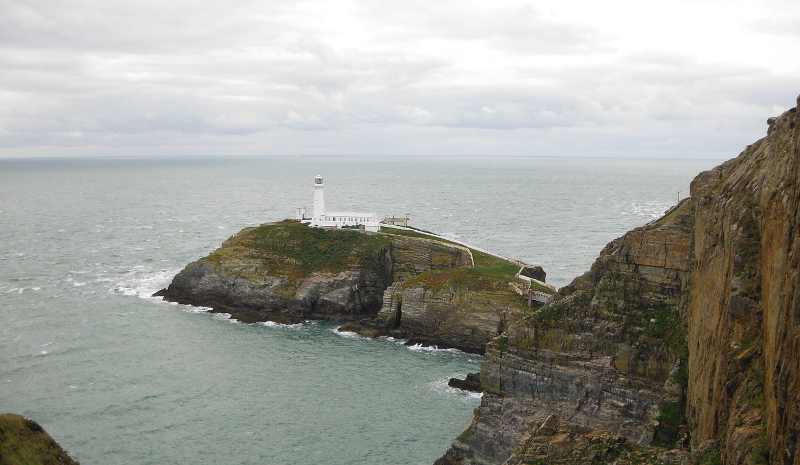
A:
[{"left": 1, "top": 0, "right": 798, "bottom": 158}]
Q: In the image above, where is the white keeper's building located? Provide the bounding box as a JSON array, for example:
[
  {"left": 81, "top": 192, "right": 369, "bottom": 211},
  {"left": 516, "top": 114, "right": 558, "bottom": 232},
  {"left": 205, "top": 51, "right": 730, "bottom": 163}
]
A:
[{"left": 295, "top": 175, "right": 380, "bottom": 232}]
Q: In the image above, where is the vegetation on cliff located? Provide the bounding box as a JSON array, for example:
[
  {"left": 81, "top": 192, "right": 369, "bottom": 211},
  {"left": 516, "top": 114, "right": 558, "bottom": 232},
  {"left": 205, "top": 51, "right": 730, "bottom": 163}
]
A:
[
  {"left": 0, "top": 414, "right": 78, "bottom": 465},
  {"left": 208, "top": 219, "right": 393, "bottom": 283}
]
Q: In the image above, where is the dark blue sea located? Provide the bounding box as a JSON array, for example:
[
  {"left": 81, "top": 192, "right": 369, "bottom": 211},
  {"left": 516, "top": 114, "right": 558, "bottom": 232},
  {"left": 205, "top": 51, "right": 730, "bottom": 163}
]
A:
[{"left": 0, "top": 155, "right": 719, "bottom": 464}]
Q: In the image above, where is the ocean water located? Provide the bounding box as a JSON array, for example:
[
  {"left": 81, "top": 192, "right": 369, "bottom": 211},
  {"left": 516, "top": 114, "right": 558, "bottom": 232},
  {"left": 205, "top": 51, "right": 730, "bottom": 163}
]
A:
[{"left": 0, "top": 155, "right": 719, "bottom": 464}]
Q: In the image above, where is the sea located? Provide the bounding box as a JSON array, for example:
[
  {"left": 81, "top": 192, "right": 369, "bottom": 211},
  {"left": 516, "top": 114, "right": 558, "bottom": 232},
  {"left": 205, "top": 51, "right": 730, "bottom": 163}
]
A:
[{"left": 0, "top": 155, "right": 720, "bottom": 464}]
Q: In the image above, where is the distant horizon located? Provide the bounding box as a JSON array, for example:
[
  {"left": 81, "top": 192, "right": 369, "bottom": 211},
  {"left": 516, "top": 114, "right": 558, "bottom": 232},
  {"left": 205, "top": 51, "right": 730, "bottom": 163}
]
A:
[
  {"left": 2, "top": 0, "right": 797, "bottom": 160},
  {"left": 0, "top": 152, "right": 732, "bottom": 161}
]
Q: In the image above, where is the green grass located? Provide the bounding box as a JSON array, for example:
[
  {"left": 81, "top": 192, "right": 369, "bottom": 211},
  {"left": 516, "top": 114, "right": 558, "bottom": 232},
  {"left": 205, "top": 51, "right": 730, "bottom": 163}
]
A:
[
  {"left": 379, "top": 226, "right": 461, "bottom": 246},
  {"left": 526, "top": 290, "right": 591, "bottom": 327},
  {"left": 694, "top": 448, "right": 722, "bottom": 465},
  {"left": 750, "top": 431, "right": 770, "bottom": 465},
  {"left": 234, "top": 220, "right": 391, "bottom": 276},
  {"left": 0, "top": 414, "right": 78, "bottom": 465},
  {"left": 652, "top": 402, "right": 686, "bottom": 448},
  {"left": 654, "top": 198, "right": 689, "bottom": 228},
  {"left": 235, "top": 221, "right": 549, "bottom": 304},
  {"left": 401, "top": 268, "right": 515, "bottom": 293},
  {"left": 496, "top": 334, "right": 508, "bottom": 352},
  {"left": 641, "top": 307, "right": 687, "bottom": 352},
  {"left": 745, "top": 368, "right": 766, "bottom": 409},
  {"left": 381, "top": 226, "right": 552, "bottom": 293}
]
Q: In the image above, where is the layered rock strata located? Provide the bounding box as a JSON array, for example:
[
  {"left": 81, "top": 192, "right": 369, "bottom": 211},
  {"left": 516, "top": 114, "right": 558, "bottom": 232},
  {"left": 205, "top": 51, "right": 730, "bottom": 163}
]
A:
[
  {"left": 342, "top": 266, "right": 529, "bottom": 354},
  {"left": 436, "top": 97, "right": 800, "bottom": 465},
  {"left": 437, "top": 193, "right": 693, "bottom": 465}
]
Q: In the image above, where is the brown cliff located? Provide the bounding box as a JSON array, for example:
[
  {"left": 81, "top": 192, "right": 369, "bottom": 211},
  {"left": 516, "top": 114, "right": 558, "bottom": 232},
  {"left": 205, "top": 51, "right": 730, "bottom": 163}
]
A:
[
  {"left": 437, "top": 189, "right": 693, "bottom": 465},
  {"left": 685, "top": 98, "right": 800, "bottom": 465},
  {"left": 437, "top": 96, "right": 800, "bottom": 465}
]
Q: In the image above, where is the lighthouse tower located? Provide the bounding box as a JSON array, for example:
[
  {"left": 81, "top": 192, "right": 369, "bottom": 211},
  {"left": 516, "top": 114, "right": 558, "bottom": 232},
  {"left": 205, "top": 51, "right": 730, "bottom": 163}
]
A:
[
  {"left": 313, "top": 175, "right": 325, "bottom": 219},
  {"left": 300, "top": 175, "right": 380, "bottom": 232}
]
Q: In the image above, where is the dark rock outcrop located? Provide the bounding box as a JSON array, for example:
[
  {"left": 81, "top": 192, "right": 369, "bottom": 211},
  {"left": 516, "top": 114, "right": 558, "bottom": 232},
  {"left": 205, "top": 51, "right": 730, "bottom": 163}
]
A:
[
  {"left": 519, "top": 265, "right": 545, "bottom": 282},
  {"left": 448, "top": 373, "right": 482, "bottom": 393}
]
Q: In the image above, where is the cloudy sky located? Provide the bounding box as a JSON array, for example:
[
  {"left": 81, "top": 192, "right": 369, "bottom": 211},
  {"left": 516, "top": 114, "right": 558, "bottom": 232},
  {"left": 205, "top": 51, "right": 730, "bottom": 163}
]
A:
[{"left": 1, "top": 0, "right": 798, "bottom": 158}]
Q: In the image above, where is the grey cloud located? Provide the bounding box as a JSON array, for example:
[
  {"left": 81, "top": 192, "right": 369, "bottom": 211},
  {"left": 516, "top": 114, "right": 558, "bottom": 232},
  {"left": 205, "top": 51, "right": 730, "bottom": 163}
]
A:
[
  {"left": 353, "top": 0, "right": 605, "bottom": 55},
  {"left": 744, "top": 15, "right": 800, "bottom": 37},
  {"left": 0, "top": 0, "right": 796, "bottom": 158},
  {"left": 0, "top": 0, "right": 294, "bottom": 53}
]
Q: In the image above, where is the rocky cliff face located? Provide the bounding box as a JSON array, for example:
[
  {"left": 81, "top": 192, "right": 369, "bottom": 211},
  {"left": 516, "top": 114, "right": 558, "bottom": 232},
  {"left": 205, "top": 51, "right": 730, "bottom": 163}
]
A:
[
  {"left": 437, "top": 191, "right": 693, "bottom": 465},
  {"left": 156, "top": 222, "right": 397, "bottom": 323},
  {"left": 437, "top": 97, "right": 800, "bottom": 465},
  {"left": 157, "top": 222, "right": 537, "bottom": 354},
  {"left": 685, "top": 100, "right": 800, "bottom": 465},
  {"left": 344, "top": 264, "right": 528, "bottom": 354}
]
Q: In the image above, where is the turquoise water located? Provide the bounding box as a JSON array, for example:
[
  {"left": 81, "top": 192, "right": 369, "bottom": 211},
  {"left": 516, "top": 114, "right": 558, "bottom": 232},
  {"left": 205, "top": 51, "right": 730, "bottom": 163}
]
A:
[{"left": 0, "top": 155, "right": 719, "bottom": 464}]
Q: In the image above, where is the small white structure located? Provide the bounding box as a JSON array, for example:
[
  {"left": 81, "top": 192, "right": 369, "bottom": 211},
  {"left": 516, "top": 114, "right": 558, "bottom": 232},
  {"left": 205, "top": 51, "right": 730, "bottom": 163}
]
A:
[{"left": 296, "top": 175, "right": 380, "bottom": 232}]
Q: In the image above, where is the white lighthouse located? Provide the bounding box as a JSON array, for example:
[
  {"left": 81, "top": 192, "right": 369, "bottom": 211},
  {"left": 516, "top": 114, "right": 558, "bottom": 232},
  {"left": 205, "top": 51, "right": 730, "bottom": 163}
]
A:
[
  {"left": 298, "top": 175, "right": 380, "bottom": 232},
  {"left": 313, "top": 175, "right": 325, "bottom": 218}
]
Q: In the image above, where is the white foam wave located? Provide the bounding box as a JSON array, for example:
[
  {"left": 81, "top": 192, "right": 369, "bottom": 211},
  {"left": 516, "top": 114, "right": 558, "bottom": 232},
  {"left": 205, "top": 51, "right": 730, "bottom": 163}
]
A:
[
  {"left": 332, "top": 330, "right": 478, "bottom": 358},
  {"left": 111, "top": 268, "right": 181, "bottom": 300},
  {"left": 212, "top": 312, "right": 239, "bottom": 324},
  {"left": 406, "top": 343, "right": 468, "bottom": 355},
  {"left": 6, "top": 286, "right": 42, "bottom": 294},
  {"left": 114, "top": 286, "right": 139, "bottom": 297},
  {"left": 258, "top": 320, "right": 304, "bottom": 330},
  {"left": 178, "top": 303, "right": 213, "bottom": 314},
  {"left": 631, "top": 201, "right": 672, "bottom": 218},
  {"left": 332, "top": 326, "right": 368, "bottom": 339}
]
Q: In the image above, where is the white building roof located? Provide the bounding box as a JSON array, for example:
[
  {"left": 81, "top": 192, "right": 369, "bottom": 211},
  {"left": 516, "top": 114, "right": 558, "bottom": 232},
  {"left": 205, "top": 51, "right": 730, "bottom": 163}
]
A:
[{"left": 325, "top": 211, "right": 376, "bottom": 217}]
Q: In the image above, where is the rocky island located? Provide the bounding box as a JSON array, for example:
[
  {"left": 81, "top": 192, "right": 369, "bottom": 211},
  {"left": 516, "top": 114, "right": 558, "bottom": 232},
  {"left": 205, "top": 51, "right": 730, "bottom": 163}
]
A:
[
  {"left": 156, "top": 95, "right": 800, "bottom": 465},
  {"left": 155, "top": 223, "right": 553, "bottom": 354}
]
